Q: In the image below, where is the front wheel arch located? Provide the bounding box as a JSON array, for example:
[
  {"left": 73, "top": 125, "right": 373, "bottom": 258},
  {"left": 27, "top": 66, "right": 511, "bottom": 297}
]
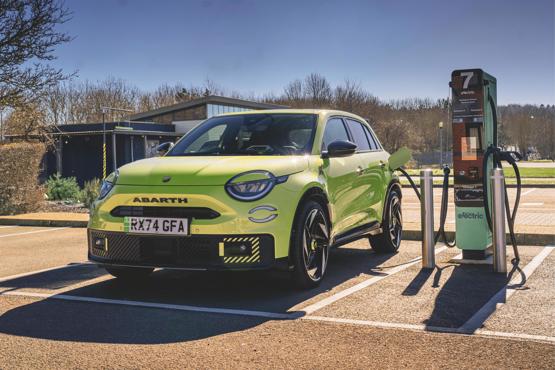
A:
[
  {"left": 382, "top": 179, "right": 402, "bottom": 222},
  {"left": 288, "top": 187, "right": 330, "bottom": 266}
]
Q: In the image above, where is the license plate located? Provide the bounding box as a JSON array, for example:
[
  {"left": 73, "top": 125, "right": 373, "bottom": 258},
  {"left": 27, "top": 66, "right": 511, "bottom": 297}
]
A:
[{"left": 124, "top": 217, "right": 188, "bottom": 235}]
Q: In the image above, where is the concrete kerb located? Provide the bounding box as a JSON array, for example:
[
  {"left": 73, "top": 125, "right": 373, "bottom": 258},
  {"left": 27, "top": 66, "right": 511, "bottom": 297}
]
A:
[{"left": 0, "top": 218, "right": 88, "bottom": 227}]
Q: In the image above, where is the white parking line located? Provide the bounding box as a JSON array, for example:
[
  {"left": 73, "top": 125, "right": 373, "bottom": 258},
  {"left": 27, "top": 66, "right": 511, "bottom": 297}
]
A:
[
  {"left": 0, "top": 227, "right": 68, "bottom": 238},
  {"left": 521, "top": 188, "right": 537, "bottom": 196},
  {"left": 0, "top": 249, "right": 449, "bottom": 321},
  {"left": 303, "top": 315, "right": 453, "bottom": 333},
  {"left": 302, "top": 315, "right": 555, "bottom": 344},
  {"left": 458, "top": 246, "right": 554, "bottom": 333},
  {"left": 520, "top": 202, "right": 544, "bottom": 206},
  {"left": 0, "top": 290, "right": 297, "bottom": 320},
  {"left": 0, "top": 263, "right": 89, "bottom": 283},
  {"left": 475, "top": 329, "right": 555, "bottom": 344},
  {"left": 0, "top": 226, "right": 18, "bottom": 229},
  {"left": 299, "top": 246, "right": 448, "bottom": 315}
]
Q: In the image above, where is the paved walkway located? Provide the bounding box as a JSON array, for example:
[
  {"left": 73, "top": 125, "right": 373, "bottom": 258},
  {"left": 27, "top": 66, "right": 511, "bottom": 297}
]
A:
[
  {"left": 0, "top": 212, "right": 88, "bottom": 227},
  {"left": 401, "top": 187, "right": 555, "bottom": 237}
]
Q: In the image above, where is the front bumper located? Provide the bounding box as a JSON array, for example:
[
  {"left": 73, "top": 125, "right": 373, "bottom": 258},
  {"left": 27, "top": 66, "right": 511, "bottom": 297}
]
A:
[
  {"left": 88, "top": 229, "right": 281, "bottom": 270},
  {"left": 88, "top": 183, "right": 301, "bottom": 259}
]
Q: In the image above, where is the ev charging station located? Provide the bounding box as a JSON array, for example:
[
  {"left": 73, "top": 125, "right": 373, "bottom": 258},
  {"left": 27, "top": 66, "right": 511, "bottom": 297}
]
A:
[
  {"left": 406, "top": 68, "right": 523, "bottom": 272},
  {"left": 451, "top": 69, "right": 496, "bottom": 260}
]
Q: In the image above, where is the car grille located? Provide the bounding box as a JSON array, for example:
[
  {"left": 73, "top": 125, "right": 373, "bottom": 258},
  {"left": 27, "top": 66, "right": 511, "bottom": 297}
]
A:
[
  {"left": 88, "top": 230, "right": 274, "bottom": 269},
  {"left": 110, "top": 206, "right": 220, "bottom": 219}
]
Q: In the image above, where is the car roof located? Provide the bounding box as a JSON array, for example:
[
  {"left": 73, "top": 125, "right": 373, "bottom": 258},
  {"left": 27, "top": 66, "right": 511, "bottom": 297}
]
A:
[{"left": 216, "top": 109, "right": 368, "bottom": 123}]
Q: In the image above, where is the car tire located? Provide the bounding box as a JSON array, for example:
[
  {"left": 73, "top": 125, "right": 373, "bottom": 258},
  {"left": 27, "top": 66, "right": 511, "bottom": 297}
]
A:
[
  {"left": 290, "top": 200, "right": 330, "bottom": 289},
  {"left": 369, "top": 188, "right": 402, "bottom": 253},
  {"left": 104, "top": 266, "right": 154, "bottom": 280}
]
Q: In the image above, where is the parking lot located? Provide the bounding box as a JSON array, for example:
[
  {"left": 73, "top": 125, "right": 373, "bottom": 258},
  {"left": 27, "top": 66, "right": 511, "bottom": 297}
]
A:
[{"left": 0, "top": 224, "right": 554, "bottom": 368}]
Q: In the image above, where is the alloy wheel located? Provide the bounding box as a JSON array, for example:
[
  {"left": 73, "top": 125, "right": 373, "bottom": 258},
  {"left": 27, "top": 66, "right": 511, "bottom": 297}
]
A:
[
  {"left": 389, "top": 195, "right": 402, "bottom": 248},
  {"left": 302, "top": 208, "right": 330, "bottom": 281}
]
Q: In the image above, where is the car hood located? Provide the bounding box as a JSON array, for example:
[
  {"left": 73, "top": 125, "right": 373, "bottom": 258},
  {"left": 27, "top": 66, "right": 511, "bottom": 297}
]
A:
[{"left": 116, "top": 155, "right": 309, "bottom": 186}]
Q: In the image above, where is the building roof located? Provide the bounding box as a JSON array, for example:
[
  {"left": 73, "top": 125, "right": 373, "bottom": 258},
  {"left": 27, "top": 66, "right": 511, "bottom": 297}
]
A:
[
  {"left": 48, "top": 121, "right": 181, "bottom": 136},
  {"left": 128, "top": 95, "right": 288, "bottom": 122}
]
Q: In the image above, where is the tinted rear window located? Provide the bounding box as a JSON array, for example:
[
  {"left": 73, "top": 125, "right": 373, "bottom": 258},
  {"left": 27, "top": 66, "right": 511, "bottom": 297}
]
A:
[{"left": 345, "top": 119, "right": 371, "bottom": 151}]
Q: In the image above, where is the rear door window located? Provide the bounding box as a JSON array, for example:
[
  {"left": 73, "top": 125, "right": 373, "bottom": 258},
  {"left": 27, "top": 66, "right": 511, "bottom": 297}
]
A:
[
  {"left": 345, "top": 119, "right": 371, "bottom": 152},
  {"left": 361, "top": 124, "right": 380, "bottom": 150}
]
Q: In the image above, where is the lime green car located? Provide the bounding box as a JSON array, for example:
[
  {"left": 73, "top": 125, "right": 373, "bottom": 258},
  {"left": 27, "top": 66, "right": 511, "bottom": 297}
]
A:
[{"left": 88, "top": 109, "right": 402, "bottom": 288}]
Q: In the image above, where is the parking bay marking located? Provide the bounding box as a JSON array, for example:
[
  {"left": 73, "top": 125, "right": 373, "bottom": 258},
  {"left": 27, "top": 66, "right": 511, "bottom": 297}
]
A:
[
  {"left": 458, "top": 246, "right": 554, "bottom": 334},
  {"left": 303, "top": 247, "right": 555, "bottom": 344},
  {"left": 0, "top": 227, "right": 69, "bottom": 238},
  {"left": 302, "top": 316, "right": 555, "bottom": 344},
  {"left": 521, "top": 188, "right": 537, "bottom": 196},
  {"left": 1, "top": 290, "right": 298, "bottom": 320},
  {"left": 299, "top": 246, "right": 449, "bottom": 315},
  {"left": 0, "top": 247, "right": 449, "bottom": 321},
  {"left": 0, "top": 246, "right": 552, "bottom": 344}
]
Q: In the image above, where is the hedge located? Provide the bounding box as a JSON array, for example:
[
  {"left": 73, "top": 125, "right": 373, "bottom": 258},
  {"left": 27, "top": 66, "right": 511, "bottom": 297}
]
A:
[{"left": 0, "top": 142, "right": 46, "bottom": 215}]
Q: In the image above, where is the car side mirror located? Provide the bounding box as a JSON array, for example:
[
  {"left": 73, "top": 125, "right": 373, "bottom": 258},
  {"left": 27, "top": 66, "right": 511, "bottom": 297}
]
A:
[
  {"left": 388, "top": 147, "right": 412, "bottom": 170},
  {"left": 324, "top": 140, "right": 357, "bottom": 158},
  {"left": 156, "top": 142, "right": 174, "bottom": 155}
]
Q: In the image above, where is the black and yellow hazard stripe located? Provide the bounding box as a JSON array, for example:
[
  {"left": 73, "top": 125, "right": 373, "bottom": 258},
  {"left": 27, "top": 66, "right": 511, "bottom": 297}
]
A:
[{"left": 221, "top": 236, "right": 261, "bottom": 264}]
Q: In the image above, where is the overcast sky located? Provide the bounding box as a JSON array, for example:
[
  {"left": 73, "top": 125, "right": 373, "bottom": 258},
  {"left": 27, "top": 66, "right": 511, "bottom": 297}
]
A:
[{"left": 53, "top": 0, "right": 554, "bottom": 105}]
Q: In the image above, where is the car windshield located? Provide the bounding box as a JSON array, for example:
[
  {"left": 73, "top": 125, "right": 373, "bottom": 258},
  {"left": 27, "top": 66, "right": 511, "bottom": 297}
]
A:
[{"left": 167, "top": 113, "right": 317, "bottom": 156}]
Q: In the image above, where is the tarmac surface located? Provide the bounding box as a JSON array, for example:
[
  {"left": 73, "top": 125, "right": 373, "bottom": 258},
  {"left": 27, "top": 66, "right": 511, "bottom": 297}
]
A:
[{"left": 0, "top": 225, "right": 554, "bottom": 368}]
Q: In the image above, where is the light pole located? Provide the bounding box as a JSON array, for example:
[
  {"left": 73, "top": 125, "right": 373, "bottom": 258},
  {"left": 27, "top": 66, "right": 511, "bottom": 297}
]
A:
[
  {"left": 0, "top": 108, "right": 4, "bottom": 142},
  {"left": 102, "top": 107, "right": 107, "bottom": 179},
  {"left": 439, "top": 121, "right": 444, "bottom": 165},
  {"left": 100, "top": 106, "right": 134, "bottom": 179}
]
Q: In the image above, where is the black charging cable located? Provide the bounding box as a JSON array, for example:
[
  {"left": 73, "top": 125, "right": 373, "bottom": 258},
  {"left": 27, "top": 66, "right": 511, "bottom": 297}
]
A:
[
  {"left": 482, "top": 146, "right": 522, "bottom": 262},
  {"left": 397, "top": 165, "right": 455, "bottom": 248},
  {"left": 482, "top": 94, "right": 522, "bottom": 262}
]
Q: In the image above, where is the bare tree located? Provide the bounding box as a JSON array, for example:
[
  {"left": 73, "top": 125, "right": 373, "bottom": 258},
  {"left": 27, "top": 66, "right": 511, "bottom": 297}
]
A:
[
  {"left": 303, "top": 73, "right": 332, "bottom": 107},
  {"left": 3, "top": 102, "right": 46, "bottom": 139},
  {"left": 139, "top": 84, "right": 185, "bottom": 112},
  {"left": 284, "top": 79, "right": 304, "bottom": 102},
  {"left": 334, "top": 79, "right": 369, "bottom": 112},
  {"left": 0, "top": 0, "right": 72, "bottom": 108}
]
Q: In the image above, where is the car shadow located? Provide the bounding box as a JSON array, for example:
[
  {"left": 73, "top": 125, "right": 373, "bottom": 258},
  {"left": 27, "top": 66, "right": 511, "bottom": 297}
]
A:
[
  {"left": 0, "top": 264, "right": 105, "bottom": 290},
  {"left": 0, "top": 244, "right": 404, "bottom": 344}
]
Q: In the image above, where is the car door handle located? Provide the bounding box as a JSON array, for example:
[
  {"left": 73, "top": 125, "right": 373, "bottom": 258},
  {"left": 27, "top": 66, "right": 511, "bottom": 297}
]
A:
[{"left": 356, "top": 166, "right": 364, "bottom": 175}]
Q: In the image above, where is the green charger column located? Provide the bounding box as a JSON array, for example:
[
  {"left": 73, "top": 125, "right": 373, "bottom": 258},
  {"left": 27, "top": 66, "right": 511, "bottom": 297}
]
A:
[{"left": 450, "top": 69, "right": 497, "bottom": 259}]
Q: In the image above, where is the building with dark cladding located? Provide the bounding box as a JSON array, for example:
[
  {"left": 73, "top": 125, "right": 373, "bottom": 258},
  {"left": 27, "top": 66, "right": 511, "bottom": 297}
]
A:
[{"left": 44, "top": 96, "right": 286, "bottom": 185}]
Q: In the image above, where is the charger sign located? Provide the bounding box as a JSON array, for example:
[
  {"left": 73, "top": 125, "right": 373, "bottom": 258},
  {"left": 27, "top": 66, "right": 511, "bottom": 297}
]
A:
[{"left": 451, "top": 69, "right": 486, "bottom": 207}]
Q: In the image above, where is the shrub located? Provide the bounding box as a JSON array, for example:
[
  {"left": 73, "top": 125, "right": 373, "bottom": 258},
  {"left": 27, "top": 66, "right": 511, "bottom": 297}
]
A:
[
  {"left": 79, "top": 178, "right": 100, "bottom": 208},
  {"left": 0, "top": 142, "right": 46, "bottom": 215},
  {"left": 45, "top": 174, "right": 81, "bottom": 201}
]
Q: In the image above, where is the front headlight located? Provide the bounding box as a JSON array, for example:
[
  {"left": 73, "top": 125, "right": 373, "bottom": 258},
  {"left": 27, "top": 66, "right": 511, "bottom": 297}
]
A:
[
  {"left": 98, "top": 170, "right": 118, "bottom": 200},
  {"left": 225, "top": 170, "right": 288, "bottom": 201}
]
